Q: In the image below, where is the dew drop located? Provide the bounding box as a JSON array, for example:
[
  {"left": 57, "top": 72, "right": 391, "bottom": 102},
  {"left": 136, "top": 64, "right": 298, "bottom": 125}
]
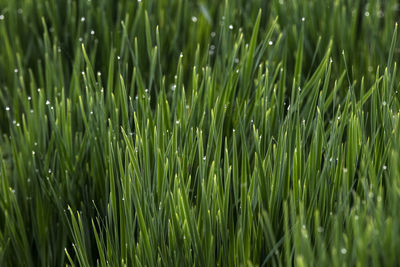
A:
[
  {"left": 340, "top": 248, "right": 347, "bottom": 255},
  {"left": 0, "top": 15, "right": 4, "bottom": 20},
  {"left": 191, "top": 16, "right": 198, "bottom": 23},
  {"left": 228, "top": 24, "right": 233, "bottom": 30},
  {"left": 268, "top": 41, "right": 273, "bottom": 46},
  {"left": 5, "top": 106, "right": 10, "bottom": 111},
  {"left": 81, "top": 17, "right": 86, "bottom": 22},
  {"left": 364, "top": 11, "right": 370, "bottom": 17},
  {"left": 90, "top": 30, "right": 95, "bottom": 35}
]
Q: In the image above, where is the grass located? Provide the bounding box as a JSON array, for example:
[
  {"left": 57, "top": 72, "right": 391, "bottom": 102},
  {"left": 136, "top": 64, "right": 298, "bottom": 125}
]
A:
[{"left": 1, "top": 0, "right": 400, "bottom": 266}]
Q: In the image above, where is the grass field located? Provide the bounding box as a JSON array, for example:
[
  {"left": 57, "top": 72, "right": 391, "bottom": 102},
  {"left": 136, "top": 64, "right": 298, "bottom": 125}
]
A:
[{"left": 1, "top": 0, "right": 400, "bottom": 266}]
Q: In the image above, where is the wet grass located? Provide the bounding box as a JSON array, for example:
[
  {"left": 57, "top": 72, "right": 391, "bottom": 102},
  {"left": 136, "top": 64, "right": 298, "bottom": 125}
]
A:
[{"left": 1, "top": 0, "right": 400, "bottom": 266}]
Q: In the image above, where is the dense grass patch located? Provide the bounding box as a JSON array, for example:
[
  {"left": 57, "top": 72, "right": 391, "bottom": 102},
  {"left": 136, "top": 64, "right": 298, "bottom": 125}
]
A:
[{"left": 1, "top": 0, "right": 400, "bottom": 266}]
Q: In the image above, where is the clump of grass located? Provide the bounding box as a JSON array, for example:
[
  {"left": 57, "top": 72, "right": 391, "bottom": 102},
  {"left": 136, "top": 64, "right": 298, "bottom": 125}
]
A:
[{"left": 1, "top": 0, "right": 400, "bottom": 266}]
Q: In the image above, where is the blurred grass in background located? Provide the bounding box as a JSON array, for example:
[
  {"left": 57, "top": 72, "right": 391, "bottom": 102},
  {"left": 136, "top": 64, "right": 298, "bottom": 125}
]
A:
[{"left": 1, "top": 0, "right": 400, "bottom": 266}]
